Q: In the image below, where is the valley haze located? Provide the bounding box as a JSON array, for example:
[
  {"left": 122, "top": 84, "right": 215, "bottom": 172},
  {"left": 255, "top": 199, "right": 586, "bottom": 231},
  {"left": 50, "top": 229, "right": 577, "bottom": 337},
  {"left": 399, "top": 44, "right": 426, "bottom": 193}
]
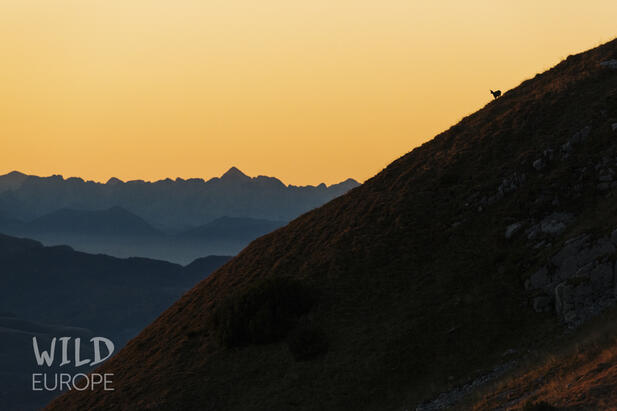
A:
[{"left": 0, "top": 167, "right": 359, "bottom": 263}]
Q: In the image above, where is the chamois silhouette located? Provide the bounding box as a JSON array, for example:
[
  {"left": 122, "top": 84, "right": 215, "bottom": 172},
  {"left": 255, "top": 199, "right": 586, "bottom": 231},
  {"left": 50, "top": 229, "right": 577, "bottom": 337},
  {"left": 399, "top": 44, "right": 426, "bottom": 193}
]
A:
[{"left": 490, "top": 89, "right": 502, "bottom": 99}]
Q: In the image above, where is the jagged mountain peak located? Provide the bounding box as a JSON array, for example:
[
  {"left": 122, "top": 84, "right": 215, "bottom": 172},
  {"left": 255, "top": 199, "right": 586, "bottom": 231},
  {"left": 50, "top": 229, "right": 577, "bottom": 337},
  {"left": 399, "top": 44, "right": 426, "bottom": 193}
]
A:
[
  {"left": 105, "top": 177, "right": 123, "bottom": 185},
  {"left": 220, "top": 166, "right": 250, "bottom": 182}
]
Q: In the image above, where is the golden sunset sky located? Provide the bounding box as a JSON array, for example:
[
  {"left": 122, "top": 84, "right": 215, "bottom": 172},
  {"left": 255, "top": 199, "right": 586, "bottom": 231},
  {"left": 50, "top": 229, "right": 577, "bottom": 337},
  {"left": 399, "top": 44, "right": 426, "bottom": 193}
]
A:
[{"left": 1, "top": 1, "right": 616, "bottom": 185}]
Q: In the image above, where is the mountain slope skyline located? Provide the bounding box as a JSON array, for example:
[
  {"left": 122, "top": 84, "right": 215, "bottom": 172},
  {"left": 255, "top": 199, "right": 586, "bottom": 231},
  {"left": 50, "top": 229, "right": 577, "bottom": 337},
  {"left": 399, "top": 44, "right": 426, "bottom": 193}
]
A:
[{"left": 2, "top": 2, "right": 616, "bottom": 190}]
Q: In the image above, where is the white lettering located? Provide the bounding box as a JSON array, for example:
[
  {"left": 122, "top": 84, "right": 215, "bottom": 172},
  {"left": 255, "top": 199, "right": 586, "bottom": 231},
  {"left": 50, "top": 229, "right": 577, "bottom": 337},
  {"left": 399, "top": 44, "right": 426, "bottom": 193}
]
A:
[
  {"left": 32, "top": 373, "right": 42, "bottom": 391},
  {"left": 32, "top": 337, "right": 56, "bottom": 367},
  {"left": 59, "top": 336, "right": 71, "bottom": 366},
  {"left": 74, "top": 338, "right": 91, "bottom": 367},
  {"left": 90, "top": 337, "right": 115, "bottom": 366}
]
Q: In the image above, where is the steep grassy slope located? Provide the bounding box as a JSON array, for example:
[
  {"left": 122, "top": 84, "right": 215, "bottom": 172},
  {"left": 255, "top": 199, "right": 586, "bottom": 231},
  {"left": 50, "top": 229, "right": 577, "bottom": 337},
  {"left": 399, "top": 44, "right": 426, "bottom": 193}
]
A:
[
  {"left": 48, "top": 39, "right": 617, "bottom": 410},
  {"left": 471, "top": 308, "right": 617, "bottom": 409}
]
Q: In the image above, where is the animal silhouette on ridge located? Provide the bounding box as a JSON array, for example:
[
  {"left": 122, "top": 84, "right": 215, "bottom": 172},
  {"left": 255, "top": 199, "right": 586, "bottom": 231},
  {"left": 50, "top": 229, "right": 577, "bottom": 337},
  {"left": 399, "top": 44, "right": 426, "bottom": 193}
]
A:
[{"left": 490, "top": 89, "right": 502, "bottom": 99}]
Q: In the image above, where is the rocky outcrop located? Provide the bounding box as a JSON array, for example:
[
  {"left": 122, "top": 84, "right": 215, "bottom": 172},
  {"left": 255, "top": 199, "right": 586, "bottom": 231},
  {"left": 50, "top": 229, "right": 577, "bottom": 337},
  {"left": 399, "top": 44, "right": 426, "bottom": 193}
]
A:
[
  {"left": 560, "top": 126, "right": 591, "bottom": 160},
  {"left": 477, "top": 126, "right": 593, "bottom": 222},
  {"left": 525, "top": 231, "right": 617, "bottom": 327},
  {"left": 600, "top": 59, "right": 617, "bottom": 70},
  {"left": 505, "top": 222, "right": 523, "bottom": 239},
  {"left": 489, "top": 121, "right": 617, "bottom": 327},
  {"left": 505, "top": 213, "right": 574, "bottom": 251},
  {"left": 532, "top": 212, "right": 574, "bottom": 238}
]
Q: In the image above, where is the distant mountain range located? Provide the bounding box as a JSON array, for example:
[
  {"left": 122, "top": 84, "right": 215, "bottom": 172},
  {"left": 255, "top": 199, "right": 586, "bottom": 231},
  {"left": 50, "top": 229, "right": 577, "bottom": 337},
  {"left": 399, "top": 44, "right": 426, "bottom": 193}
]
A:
[
  {"left": 23, "top": 206, "right": 162, "bottom": 236},
  {"left": 0, "top": 207, "right": 286, "bottom": 264},
  {"left": 179, "top": 216, "right": 286, "bottom": 241},
  {"left": 0, "top": 168, "right": 358, "bottom": 263},
  {"left": 0, "top": 167, "right": 359, "bottom": 230},
  {"left": 0, "top": 233, "right": 231, "bottom": 410}
]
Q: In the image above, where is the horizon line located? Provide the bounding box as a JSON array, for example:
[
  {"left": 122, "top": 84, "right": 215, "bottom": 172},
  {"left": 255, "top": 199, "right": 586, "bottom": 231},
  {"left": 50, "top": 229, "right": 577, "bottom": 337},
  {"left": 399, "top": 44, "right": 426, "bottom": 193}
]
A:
[{"left": 1, "top": 168, "right": 361, "bottom": 188}]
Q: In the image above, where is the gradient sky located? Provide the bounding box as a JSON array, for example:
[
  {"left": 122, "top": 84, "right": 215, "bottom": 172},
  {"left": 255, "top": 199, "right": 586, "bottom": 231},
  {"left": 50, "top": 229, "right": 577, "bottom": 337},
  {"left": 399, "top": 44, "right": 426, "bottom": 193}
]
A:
[{"left": 1, "top": 1, "right": 616, "bottom": 185}]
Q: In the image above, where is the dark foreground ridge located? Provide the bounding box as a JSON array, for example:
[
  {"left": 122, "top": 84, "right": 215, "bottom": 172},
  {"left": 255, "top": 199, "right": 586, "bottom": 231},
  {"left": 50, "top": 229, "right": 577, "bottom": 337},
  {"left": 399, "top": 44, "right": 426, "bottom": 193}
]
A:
[
  {"left": 0, "top": 234, "right": 231, "bottom": 410},
  {"left": 48, "top": 39, "right": 617, "bottom": 410}
]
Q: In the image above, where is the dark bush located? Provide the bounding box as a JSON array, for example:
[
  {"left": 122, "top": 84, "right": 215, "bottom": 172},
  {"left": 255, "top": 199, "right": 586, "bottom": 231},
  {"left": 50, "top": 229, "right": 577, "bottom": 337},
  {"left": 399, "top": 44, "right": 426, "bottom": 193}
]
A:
[
  {"left": 522, "top": 400, "right": 558, "bottom": 411},
  {"left": 213, "top": 276, "right": 315, "bottom": 347},
  {"left": 287, "top": 323, "right": 328, "bottom": 361}
]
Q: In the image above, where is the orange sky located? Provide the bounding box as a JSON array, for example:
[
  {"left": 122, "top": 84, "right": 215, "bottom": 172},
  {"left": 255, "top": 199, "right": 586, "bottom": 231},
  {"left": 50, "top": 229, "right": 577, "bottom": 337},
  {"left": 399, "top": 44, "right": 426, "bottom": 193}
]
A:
[{"left": 1, "top": 1, "right": 616, "bottom": 185}]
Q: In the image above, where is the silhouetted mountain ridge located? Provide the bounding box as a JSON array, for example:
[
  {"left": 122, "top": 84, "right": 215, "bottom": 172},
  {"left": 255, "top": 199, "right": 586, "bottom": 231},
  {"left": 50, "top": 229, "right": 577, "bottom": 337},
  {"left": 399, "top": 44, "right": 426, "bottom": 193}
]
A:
[
  {"left": 0, "top": 210, "right": 289, "bottom": 263},
  {"left": 0, "top": 168, "right": 360, "bottom": 230},
  {"left": 179, "top": 216, "right": 286, "bottom": 241},
  {"left": 0, "top": 171, "right": 27, "bottom": 192},
  {"left": 24, "top": 206, "right": 162, "bottom": 236},
  {"left": 0, "top": 233, "right": 231, "bottom": 409},
  {"left": 183, "top": 255, "right": 234, "bottom": 276},
  {"left": 220, "top": 166, "right": 251, "bottom": 182}
]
